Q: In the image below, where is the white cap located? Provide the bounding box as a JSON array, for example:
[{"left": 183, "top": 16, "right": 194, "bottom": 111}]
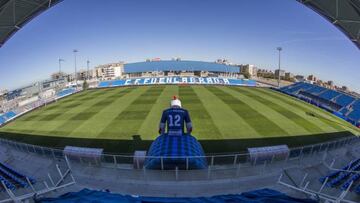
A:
[{"left": 171, "top": 96, "right": 181, "bottom": 107}]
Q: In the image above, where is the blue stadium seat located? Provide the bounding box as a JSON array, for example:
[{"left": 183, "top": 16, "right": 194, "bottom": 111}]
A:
[
  {"left": 356, "top": 185, "right": 360, "bottom": 194},
  {"left": 351, "top": 100, "right": 360, "bottom": 109},
  {"left": 327, "top": 160, "right": 360, "bottom": 187},
  {"left": 341, "top": 173, "right": 360, "bottom": 190},
  {"left": 306, "top": 85, "right": 326, "bottom": 95},
  {"left": 36, "top": 188, "right": 319, "bottom": 202},
  {"left": 0, "top": 166, "right": 28, "bottom": 188},
  {"left": 0, "top": 116, "right": 5, "bottom": 125},
  {"left": 280, "top": 82, "right": 360, "bottom": 127},
  {"left": 319, "top": 90, "right": 341, "bottom": 101},
  {"left": 320, "top": 159, "right": 360, "bottom": 184},
  {"left": 347, "top": 110, "right": 360, "bottom": 122},
  {"left": 339, "top": 107, "right": 349, "bottom": 115},
  {"left": 111, "top": 80, "right": 127, "bottom": 87},
  {"left": 0, "top": 175, "right": 16, "bottom": 191},
  {"left": 0, "top": 162, "right": 36, "bottom": 185},
  {"left": 3, "top": 111, "right": 16, "bottom": 120},
  {"left": 281, "top": 82, "right": 312, "bottom": 95},
  {"left": 285, "top": 85, "right": 304, "bottom": 94},
  {"left": 335, "top": 95, "right": 355, "bottom": 107},
  {"left": 98, "top": 81, "right": 111, "bottom": 88},
  {"left": 279, "top": 83, "right": 294, "bottom": 91},
  {"left": 57, "top": 88, "right": 76, "bottom": 97}
]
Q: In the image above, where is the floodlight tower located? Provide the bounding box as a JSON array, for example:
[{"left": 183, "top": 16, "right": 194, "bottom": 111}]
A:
[
  {"left": 58, "top": 58, "right": 64, "bottom": 78},
  {"left": 86, "top": 60, "right": 90, "bottom": 80},
  {"left": 73, "top": 49, "right": 78, "bottom": 87},
  {"left": 276, "top": 47, "right": 282, "bottom": 87}
]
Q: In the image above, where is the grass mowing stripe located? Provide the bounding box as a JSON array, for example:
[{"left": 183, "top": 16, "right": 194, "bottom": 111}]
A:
[
  {"left": 137, "top": 85, "right": 178, "bottom": 139},
  {"left": 233, "top": 87, "right": 323, "bottom": 133},
  {"left": 193, "top": 86, "right": 260, "bottom": 138},
  {"left": 255, "top": 88, "right": 349, "bottom": 132},
  {"left": 251, "top": 88, "right": 340, "bottom": 132},
  {"left": 225, "top": 87, "right": 306, "bottom": 135},
  {"left": 68, "top": 88, "right": 141, "bottom": 138},
  {"left": 11, "top": 92, "right": 103, "bottom": 132},
  {"left": 69, "top": 87, "right": 143, "bottom": 139},
  {"left": 99, "top": 86, "right": 165, "bottom": 138},
  {"left": 206, "top": 86, "right": 288, "bottom": 136},
  {"left": 3, "top": 85, "right": 356, "bottom": 146},
  {"left": 178, "top": 86, "right": 222, "bottom": 139},
  {"left": 18, "top": 100, "right": 81, "bottom": 122},
  {"left": 221, "top": 86, "right": 297, "bottom": 136},
  {"left": 49, "top": 88, "right": 131, "bottom": 136}
]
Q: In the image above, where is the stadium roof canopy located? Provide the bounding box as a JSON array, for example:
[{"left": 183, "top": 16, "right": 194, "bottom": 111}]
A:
[
  {"left": 298, "top": 0, "right": 360, "bottom": 49},
  {"left": 0, "top": 0, "right": 359, "bottom": 49},
  {"left": 0, "top": 0, "right": 62, "bottom": 47},
  {"left": 124, "top": 61, "right": 239, "bottom": 73}
]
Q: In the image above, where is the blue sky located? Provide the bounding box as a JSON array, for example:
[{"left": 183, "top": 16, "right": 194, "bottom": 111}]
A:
[{"left": 0, "top": 0, "right": 359, "bottom": 91}]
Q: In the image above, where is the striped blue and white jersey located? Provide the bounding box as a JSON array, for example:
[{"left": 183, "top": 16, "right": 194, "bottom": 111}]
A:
[{"left": 159, "top": 107, "right": 192, "bottom": 136}]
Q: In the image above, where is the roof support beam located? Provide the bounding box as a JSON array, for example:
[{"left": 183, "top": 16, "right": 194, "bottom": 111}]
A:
[
  {"left": 297, "top": 0, "right": 360, "bottom": 49},
  {"left": 0, "top": 0, "right": 61, "bottom": 48}
]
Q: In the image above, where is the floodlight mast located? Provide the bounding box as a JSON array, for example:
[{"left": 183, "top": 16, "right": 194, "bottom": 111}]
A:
[
  {"left": 86, "top": 60, "right": 90, "bottom": 81},
  {"left": 277, "top": 47, "right": 282, "bottom": 87},
  {"left": 73, "top": 49, "right": 78, "bottom": 87},
  {"left": 58, "top": 58, "right": 64, "bottom": 78}
]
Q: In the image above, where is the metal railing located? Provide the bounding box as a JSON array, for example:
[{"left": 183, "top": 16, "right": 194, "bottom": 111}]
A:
[
  {"left": 0, "top": 135, "right": 358, "bottom": 171},
  {"left": 0, "top": 153, "right": 76, "bottom": 203}
]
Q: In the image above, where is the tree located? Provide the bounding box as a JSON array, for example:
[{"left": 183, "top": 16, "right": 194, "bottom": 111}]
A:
[
  {"left": 243, "top": 72, "right": 251, "bottom": 79},
  {"left": 83, "top": 80, "right": 89, "bottom": 90}
]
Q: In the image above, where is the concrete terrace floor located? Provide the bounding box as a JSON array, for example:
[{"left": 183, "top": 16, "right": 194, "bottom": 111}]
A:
[{"left": 1, "top": 138, "right": 360, "bottom": 201}]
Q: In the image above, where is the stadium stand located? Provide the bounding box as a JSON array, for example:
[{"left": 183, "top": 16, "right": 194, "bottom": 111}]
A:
[
  {"left": 3, "top": 111, "right": 16, "bottom": 120},
  {"left": 0, "top": 117, "right": 5, "bottom": 125},
  {"left": 0, "top": 128, "right": 358, "bottom": 202},
  {"left": 306, "top": 85, "right": 327, "bottom": 95},
  {"left": 98, "top": 76, "right": 256, "bottom": 88},
  {"left": 278, "top": 82, "right": 360, "bottom": 127},
  {"left": 0, "top": 87, "right": 79, "bottom": 127},
  {"left": 320, "top": 159, "right": 360, "bottom": 183},
  {"left": 339, "top": 107, "right": 350, "bottom": 116},
  {"left": 36, "top": 188, "right": 318, "bottom": 203},
  {"left": 326, "top": 159, "right": 360, "bottom": 190},
  {"left": 348, "top": 110, "right": 360, "bottom": 123},
  {"left": 0, "top": 162, "right": 35, "bottom": 191},
  {"left": 341, "top": 173, "right": 360, "bottom": 191},
  {"left": 335, "top": 94, "right": 355, "bottom": 107},
  {"left": 318, "top": 158, "right": 360, "bottom": 194},
  {"left": 98, "top": 81, "right": 111, "bottom": 88},
  {"left": 5, "top": 89, "right": 22, "bottom": 101},
  {"left": 0, "top": 111, "right": 17, "bottom": 125},
  {"left": 318, "top": 89, "right": 341, "bottom": 101},
  {"left": 356, "top": 184, "right": 360, "bottom": 194},
  {"left": 281, "top": 82, "right": 313, "bottom": 95},
  {"left": 56, "top": 88, "right": 76, "bottom": 98},
  {"left": 351, "top": 100, "right": 360, "bottom": 109}
]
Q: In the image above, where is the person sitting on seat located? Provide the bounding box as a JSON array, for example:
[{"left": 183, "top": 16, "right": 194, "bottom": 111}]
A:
[{"left": 159, "top": 96, "right": 192, "bottom": 136}]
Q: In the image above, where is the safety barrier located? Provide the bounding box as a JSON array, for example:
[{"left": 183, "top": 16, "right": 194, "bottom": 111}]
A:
[{"left": 0, "top": 135, "right": 358, "bottom": 171}]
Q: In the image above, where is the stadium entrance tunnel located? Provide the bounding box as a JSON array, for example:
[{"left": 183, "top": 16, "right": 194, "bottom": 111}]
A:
[{"left": 144, "top": 134, "right": 208, "bottom": 170}]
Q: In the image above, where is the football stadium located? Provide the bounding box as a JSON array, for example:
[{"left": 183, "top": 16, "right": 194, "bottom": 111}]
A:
[
  {"left": 0, "top": 69, "right": 358, "bottom": 153},
  {"left": 0, "top": 0, "right": 360, "bottom": 202}
]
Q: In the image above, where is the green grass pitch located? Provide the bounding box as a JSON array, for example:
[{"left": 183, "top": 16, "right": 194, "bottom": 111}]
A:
[{"left": 0, "top": 85, "right": 358, "bottom": 153}]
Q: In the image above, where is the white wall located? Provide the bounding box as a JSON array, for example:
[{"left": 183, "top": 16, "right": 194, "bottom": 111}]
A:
[{"left": 18, "top": 96, "right": 39, "bottom": 107}]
